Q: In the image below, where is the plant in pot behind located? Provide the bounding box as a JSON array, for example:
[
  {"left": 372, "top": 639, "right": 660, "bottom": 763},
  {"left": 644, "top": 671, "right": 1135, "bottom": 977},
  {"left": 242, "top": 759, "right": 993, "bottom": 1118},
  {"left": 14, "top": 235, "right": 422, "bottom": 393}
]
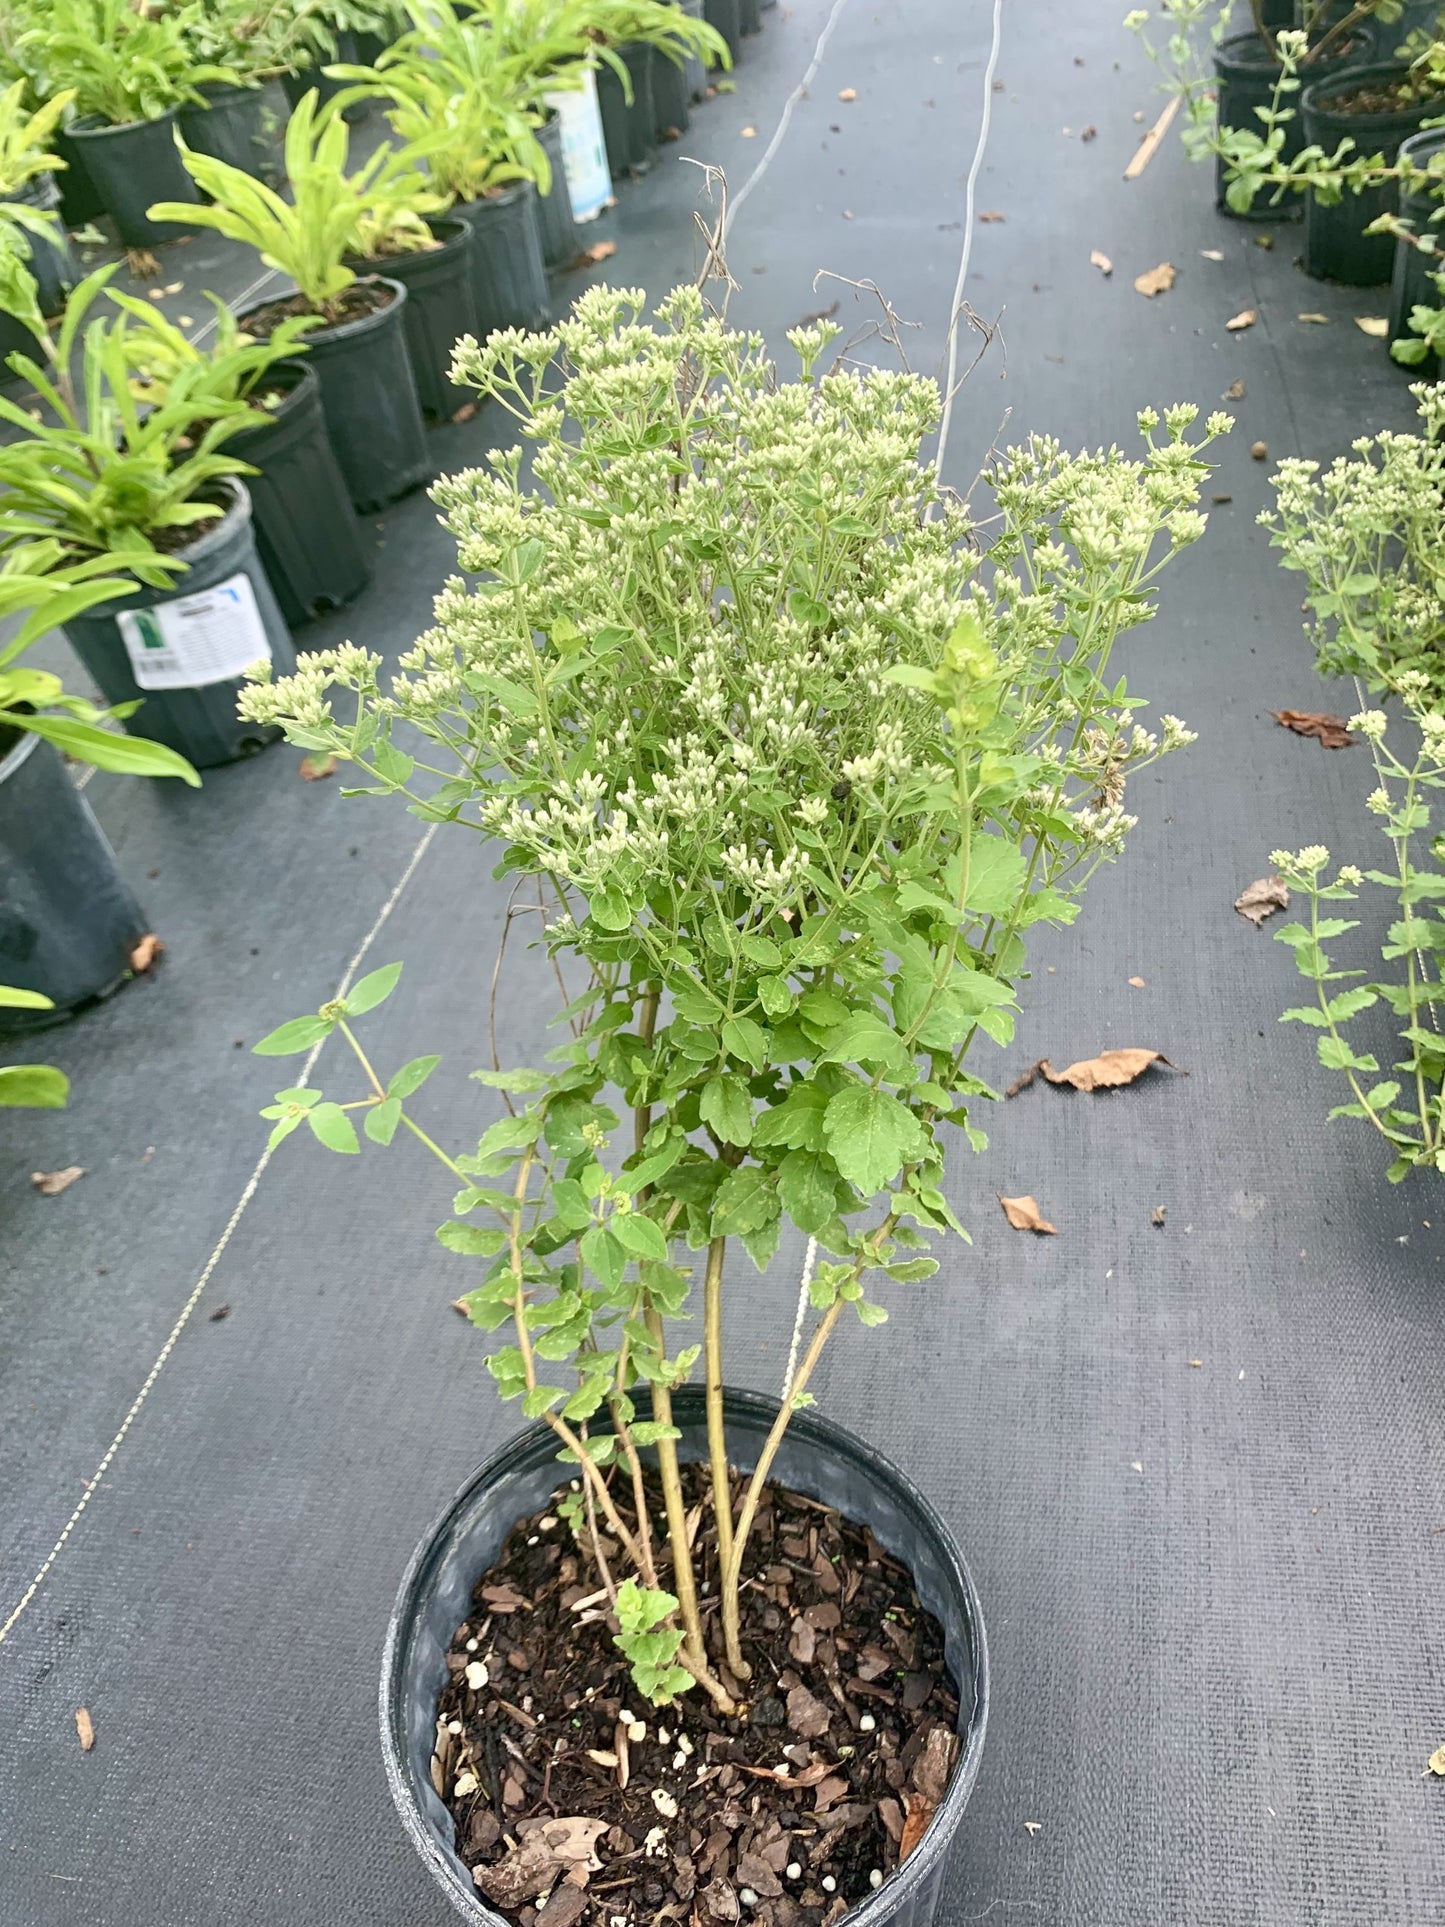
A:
[
  {"left": 330, "top": 0, "right": 554, "bottom": 335},
  {"left": 0, "top": 79, "right": 79, "bottom": 363},
  {"left": 109, "top": 292, "right": 373, "bottom": 628},
  {"left": 242, "top": 284, "right": 1227, "bottom": 1925},
  {"left": 0, "top": 265, "right": 295, "bottom": 767},
  {"left": 149, "top": 91, "right": 432, "bottom": 511},
  {"left": 171, "top": 0, "right": 302, "bottom": 185},
  {"left": 19, "top": 0, "right": 222, "bottom": 246},
  {"left": 0, "top": 539, "right": 199, "bottom": 1026}
]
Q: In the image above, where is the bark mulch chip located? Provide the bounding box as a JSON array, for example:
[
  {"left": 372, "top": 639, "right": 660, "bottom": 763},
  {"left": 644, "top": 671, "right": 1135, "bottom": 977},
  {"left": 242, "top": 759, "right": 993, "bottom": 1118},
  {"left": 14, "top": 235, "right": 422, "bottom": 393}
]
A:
[{"left": 434, "top": 1464, "right": 962, "bottom": 1927}]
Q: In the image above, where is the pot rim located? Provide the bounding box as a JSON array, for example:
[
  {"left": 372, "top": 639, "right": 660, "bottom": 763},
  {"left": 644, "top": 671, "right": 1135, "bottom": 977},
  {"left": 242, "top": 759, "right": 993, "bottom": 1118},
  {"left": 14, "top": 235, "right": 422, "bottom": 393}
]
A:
[
  {"left": 380, "top": 1383, "right": 989, "bottom": 1927},
  {"left": 1303, "top": 61, "right": 1445, "bottom": 127},
  {"left": 73, "top": 474, "right": 252, "bottom": 616},
  {"left": 344, "top": 217, "right": 472, "bottom": 274},
  {"left": 1214, "top": 24, "right": 1372, "bottom": 76},
  {"left": 0, "top": 724, "right": 41, "bottom": 785},
  {"left": 239, "top": 274, "right": 408, "bottom": 347},
  {"left": 69, "top": 107, "right": 180, "bottom": 137},
  {"left": 454, "top": 177, "right": 536, "bottom": 218}
]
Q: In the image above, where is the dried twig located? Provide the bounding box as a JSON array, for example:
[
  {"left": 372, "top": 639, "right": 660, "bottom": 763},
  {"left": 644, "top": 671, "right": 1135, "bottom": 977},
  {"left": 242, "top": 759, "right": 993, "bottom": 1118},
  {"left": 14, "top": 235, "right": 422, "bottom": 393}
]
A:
[{"left": 1124, "top": 93, "right": 1180, "bottom": 180}]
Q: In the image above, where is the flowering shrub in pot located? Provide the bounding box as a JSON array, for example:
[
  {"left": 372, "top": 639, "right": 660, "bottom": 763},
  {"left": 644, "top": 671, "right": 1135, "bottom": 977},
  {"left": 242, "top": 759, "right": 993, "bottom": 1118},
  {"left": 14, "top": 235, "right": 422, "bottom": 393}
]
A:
[
  {"left": 0, "top": 79, "right": 78, "bottom": 363},
  {"left": 242, "top": 285, "right": 1227, "bottom": 1925}
]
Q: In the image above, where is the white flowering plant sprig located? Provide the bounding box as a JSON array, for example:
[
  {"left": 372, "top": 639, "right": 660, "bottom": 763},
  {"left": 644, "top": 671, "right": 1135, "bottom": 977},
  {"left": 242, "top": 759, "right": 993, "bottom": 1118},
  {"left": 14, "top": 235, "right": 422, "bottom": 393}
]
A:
[
  {"left": 1260, "top": 382, "right": 1445, "bottom": 700},
  {"left": 1272, "top": 681, "right": 1445, "bottom": 1180},
  {"left": 242, "top": 284, "right": 1224, "bottom": 1712}
]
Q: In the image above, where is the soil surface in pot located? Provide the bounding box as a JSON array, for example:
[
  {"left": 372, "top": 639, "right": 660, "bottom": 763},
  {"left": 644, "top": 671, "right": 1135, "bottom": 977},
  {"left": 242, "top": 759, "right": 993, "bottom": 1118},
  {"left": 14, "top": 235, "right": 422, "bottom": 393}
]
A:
[
  {"left": 1322, "top": 75, "right": 1445, "bottom": 115},
  {"left": 242, "top": 281, "right": 394, "bottom": 337},
  {"left": 434, "top": 1464, "right": 961, "bottom": 1927}
]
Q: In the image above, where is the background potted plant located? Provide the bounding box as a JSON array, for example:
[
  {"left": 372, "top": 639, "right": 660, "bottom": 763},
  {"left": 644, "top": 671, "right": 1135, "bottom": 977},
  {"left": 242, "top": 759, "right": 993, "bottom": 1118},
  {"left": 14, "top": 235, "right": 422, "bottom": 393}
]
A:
[
  {"left": 22, "top": 0, "right": 220, "bottom": 247},
  {"left": 174, "top": 0, "right": 301, "bottom": 185},
  {"left": 281, "top": 0, "right": 397, "bottom": 120},
  {"left": 0, "top": 78, "right": 78, "bottom": 367},
  {"left": 110, "top": 292, "right": 373, "bottom": 629},
  {"left": 149, "top": 92, "right": 432, "bottom": 511},
  {"left": 0, "top": 266, "right": 295, "bottom": 768},
  {"left": 0, "top": 541, "right": 198, "bottom": 1024},
  {"left": 240, "top": 284, "right": 1228, "bottom": 1927}
]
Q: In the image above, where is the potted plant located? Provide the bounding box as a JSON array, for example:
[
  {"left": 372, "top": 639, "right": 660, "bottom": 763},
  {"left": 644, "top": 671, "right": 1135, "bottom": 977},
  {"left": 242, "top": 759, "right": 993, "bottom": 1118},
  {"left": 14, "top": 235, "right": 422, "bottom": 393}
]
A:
[
  {"left": 0, "top": 78, "right": 78, "bottom": 367},
  {"left": 585, "top": 2, "right": 728, "bottom": 181},
  {"left": 330, "top": 0, "right": 554, "bottom": 336},
  {"left": 21, "top": 0, "right": 222, "bottom": 247},
  {"left": 149, "top": 92, "right": 432, "bottom": 512},
  {"left": 343, "top": 166, "right": 478, "bottom": 423},
  {"left": 1299, "top": 51, "right": 1445, "bottom": 280},
  {"left": 281, "top": 0, "right": 397, "bottom": 120},
  {"left": 1385, "top": 123, "right": 1445, "bottom": 365},
  {"left": 110, "top": 292, "right": 373, "bottom": 629},
  {"left": 240, "top": 284, "right": 1228, "bottom": 1926},
  {"left": 0, "top": 540, "right": 199, "bottom": 1023},
  {"left": 173, "top": 0, "right": 303, "bottom": 185},
  {"left": 0, "top": 266, "right": 295, "bottom": 768}
]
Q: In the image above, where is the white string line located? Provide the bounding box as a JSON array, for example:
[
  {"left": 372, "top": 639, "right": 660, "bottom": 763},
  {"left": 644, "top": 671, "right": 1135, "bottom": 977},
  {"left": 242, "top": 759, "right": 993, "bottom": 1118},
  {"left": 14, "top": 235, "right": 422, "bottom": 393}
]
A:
[
  {"left": 779, "top": 0, "right": 1006, "bottom": 1402},
  {"left": 0, "top": 820, "right": 439, "bottom": 1651},
  {"left": 722, "top": 0, "right": 853, "bottom": 240},
  {"left": 933, "top": 0, "right": 1006, "bottom": 483}
]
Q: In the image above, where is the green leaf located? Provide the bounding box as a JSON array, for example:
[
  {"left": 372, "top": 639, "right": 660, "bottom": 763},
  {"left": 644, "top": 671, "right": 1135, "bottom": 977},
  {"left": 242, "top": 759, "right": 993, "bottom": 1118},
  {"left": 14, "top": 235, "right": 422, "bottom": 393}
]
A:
[
  {"left": 364, "top": 1097, "right": 403, "bottom": 1145},
  {"left": 609, "top": 1210, "right": 670, "bottom": 1262},
  {"left": 523, "top": 1385, "right": 565, "bottom": 1418},
  {"left": 252, "top": 1014, "right": 333, "bottom": 1056},
  {"left": 0, "top": 1062, "right": 68, "bottom": 1107},
  {"left": 753, "top": 1082, "right": 830, "bottom": 1151},
  {"left": 345, "top": 962, "right": 402, "bottom": 1015},
  {"left": 963, "top": 837, "right": 1028, "bottom": 918},
  {"left": 820, "top": 1012, "right": 915, "bottom": 1082},
  {"left": 778, "top": 1149, "right": 841, "bottom": 1235},
  {"left": 822, "top": 1084, "right": 925, "bottom": 1195},
  {"left": 437, "top": 1221, "right": 508, "bottom": 1255},
  {"left": 470, "top": 1065, "right": 549, "bottom": 1092},
  {"left": 580, "top": 1223, "right": 627, "bottom": 1291},
  {"left": 587, "top": 886, "right": 633, "bottom": 931},
  {"left": 307, "top": 1102, "right": 360, "bottom": 1154},
  {"left": 722, "top": 1015, "right": 770, "bottom": 1071},
  {"left": 15, "top": 712, "right": 200, "bottom": 784},
  {"left": 699, "top": 1073, "right": 753, "bottom": 1147},
  {"left": 390, "top": 1055, "right": 442, "bottom": 1098},
  {"left": 757, "top": 974, "right": 795, "bottom": 1018},
  {"left": 0, "top": 986, "right": 53, "bottom": 1010},
  {"left": 854, "top": 1300, "right": 889, "bottom": 1326},
  {"left": 711, "top": 1166, "right": 780, "bottom": 1238},
  {"left": 740, "top": 1216, "right": 781, "bottom": 1271}
]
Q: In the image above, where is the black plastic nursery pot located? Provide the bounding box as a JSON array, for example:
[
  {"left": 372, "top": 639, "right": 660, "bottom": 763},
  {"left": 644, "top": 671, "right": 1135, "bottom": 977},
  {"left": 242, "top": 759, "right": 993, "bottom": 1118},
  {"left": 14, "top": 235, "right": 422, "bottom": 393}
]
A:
[
  {"left": 347, "top": 219, "right": 478, "bottom": 423},
  {"left": 178, "top": 81, "right": 284, "bottom": 186},
  {"left": 284, "top": 31, "right": 368, "bottom": 123},
  {"left": 674, "top": 0, "right": 709, "bottom": 105},
  {"left": 1213, "top": 27, "right": 1374, "bottom": 217},
  {"left": 705, "top": 0, "right": 743, "bottom": 67},
  {"left": 1388, "top": 125, "right": 1445, "bottom": 367},
  {"left": 0, "top": 730, "right": 148, "bottom": 1029},
  {"left": 381, "top": 1385, "right": 988, "bottom": 1927},
  {"left": 451, "top": 184, "right": 550, "bottom": 338},
  {"left": 226, "top": 360, "right": 372, "bottom": 628},
  {"left": 0, "top": 175, "right": 77, "bottom": 368},
  {"left": 535, "top": 112, "right": 579, "bottom": 270},
  {"left": 61, "top": 478, "right": 295, "bottom": 770},
  {"left": 1302, "top": 63, "right": 1445, "bottom": 284},
  {"left": 652, "top": 44, "right": 692, "bottom": 140},
  {"left": 52, "top": 126, "right": 104, "bottom": 226},
  {"left": 740, "top": 0, "right": 763, "bottom": 34},
  {"left": 68, "top": 110, "right": 200, "bottom": 249},
  {"left": 597, "top": 42, "right": 658, "bottom": 180},
  {"left": 242, "top": 277, "right": 430, "bottom": 513}
]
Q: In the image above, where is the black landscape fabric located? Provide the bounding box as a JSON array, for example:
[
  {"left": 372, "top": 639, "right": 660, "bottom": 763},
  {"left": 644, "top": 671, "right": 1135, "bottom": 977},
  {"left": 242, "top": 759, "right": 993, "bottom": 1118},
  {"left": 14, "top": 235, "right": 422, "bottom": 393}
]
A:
[{"left": 3, "top": 3, "right": 1443, "bottom": 1923}]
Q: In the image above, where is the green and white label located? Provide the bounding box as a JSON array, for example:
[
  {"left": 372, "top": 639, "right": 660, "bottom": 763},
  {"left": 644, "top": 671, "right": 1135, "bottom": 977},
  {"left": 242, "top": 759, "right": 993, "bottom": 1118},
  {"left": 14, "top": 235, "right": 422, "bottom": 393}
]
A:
[{"left": 117, "top": 572, "right": 272, "bottom": 692}]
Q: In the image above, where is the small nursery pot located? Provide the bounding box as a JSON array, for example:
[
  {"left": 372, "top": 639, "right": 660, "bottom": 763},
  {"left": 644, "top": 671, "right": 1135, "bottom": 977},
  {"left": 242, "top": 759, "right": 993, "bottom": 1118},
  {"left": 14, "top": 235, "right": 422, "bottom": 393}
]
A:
[
  {"left": 597, "top": 41, "right": 658, "bottom": 180},
  {"left": 0, "top": 730, "right": 147, "bottom": 1028},
  {"left": 226, "top": 360, "right": 372, "bottom": 628},
  {"left": 61, "top": 478, "right": 295, "bottom": 769},
  {"left": 346, "top": 219, "right": 477, "bottom": 423},
  {"left": 179, "top": 81, "right": 284, "bottom": 185},
  {"left": 451, "top": 183, "right": 549, "bottom": 337},
  {"left": 1388, "top": 125, "right": 1445, "bottom": 367},
  {"left": 243, "top": 277, "right": 431, "bottom": 512},
  {"left": 652, "top": 42, "right": 692, "bottom": 140},
  {"left": 68, "top": 110, "right": 200, "bottom": 248},
  {"left": 739, "top": 0, "right": 762, "bottom": 33},
  {"left": 705, "top": 0, "right": 743, "bottom": 66},
  {"left": 0, "top": 175, "right": 77, "bottom": 368},
  {"left": 673, "top": 0, "right": 709, "bottom": 104},
  {"left": 381, "top": 1385, "right": 989, "bottom": 1927},
  {"left": 1302, "top": 63, "right": 1445, "bottom": 284},
  {"left": 1213, "top": 26, "right": 1374, "bottom": 217},
  {"left": 284, "top": 30, "right": 368, "bottom": 122},
  {"left": 53, "top": 126, "right": 104, "bottom": 226},
  {"left": 535, "top": 110, "right": 579, "bottom": 268}
]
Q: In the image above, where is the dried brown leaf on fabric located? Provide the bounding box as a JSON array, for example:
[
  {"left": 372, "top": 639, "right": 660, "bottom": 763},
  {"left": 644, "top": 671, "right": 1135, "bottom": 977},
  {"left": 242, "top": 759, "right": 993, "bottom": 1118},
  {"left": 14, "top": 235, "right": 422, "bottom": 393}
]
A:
[
  {"left": 450, "top": 400, "right": 478, "bottom": 424},
  {"left": 1129, "top": 975, "right": 1147, "bottom": 988},
  {"left": 998, "top": 1193, "right": 1058, "bottom": 1235},
  {"left": 1425, "top": 1744, "right": 1445, "bottom": 1777},
  {"left": 1041, "top": 1049, "right": 1178, "bottom": 1092},
  {"left": 837, "top": 87, "right": 858, "bottom": 101},
  {"left": 1081, "top": 124, "right": 1098, "bottom": 141},
  {"left": 1354, "top": 315, "right": 1389, "bottom": 337},
  {"left": 1133, "top": 261, "right": 1176, "bottom": 297},
  {"left": 978, "top": 209, "right": 1006, "bottom": 223},
  {"left": 740, "top": 125, "right": 757, "bottom": 137},
  {"left": 32, "top": 1166, "right": 85, "bottom": 1196},
  {"left": 1224, "top": 377, "right": 1246, "bottom": 399},
  {"left": 1272, "top": 708, "right": 1354, "bottom": 750},
  {"left": 581, "top": 238, "right": 617, "bottom": 264},
  {"left": 75, "top": 1707, "right": 95, "bottom": 1751},
  {"left": 1235, "top": 875, "right": 1290, "bottom": 926},
  {"left": 1090, "top": 248, "right": 1113, "bottom": 276},
  {"left": 900, "top": 1794, "right": 934, "bottom": 1861},
  {"left": 300, "top": 752, "right": 337, "bottom": 781},
  {"left": 208, "top": 1303, "right": 230, "bottom": 1321},
  {"left": 1225, "top": 307, "right": 1257, "bottom": 331},
  {"left": 451, "top": 1298, "right": 471, "bottom": 1317},
  {"left": 129, "top": 933, "right": 164, "bottom": 973},
  {"left": 1151, "top": 1205, "right": 1167, "bottom": 1227}
]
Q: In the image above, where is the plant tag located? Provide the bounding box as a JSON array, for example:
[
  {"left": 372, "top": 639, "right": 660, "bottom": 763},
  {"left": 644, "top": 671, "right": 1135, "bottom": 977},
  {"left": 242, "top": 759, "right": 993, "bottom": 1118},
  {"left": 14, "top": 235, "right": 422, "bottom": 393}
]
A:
[{"left": 118, "top": 573, "right": 271, "bottom": 692}]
